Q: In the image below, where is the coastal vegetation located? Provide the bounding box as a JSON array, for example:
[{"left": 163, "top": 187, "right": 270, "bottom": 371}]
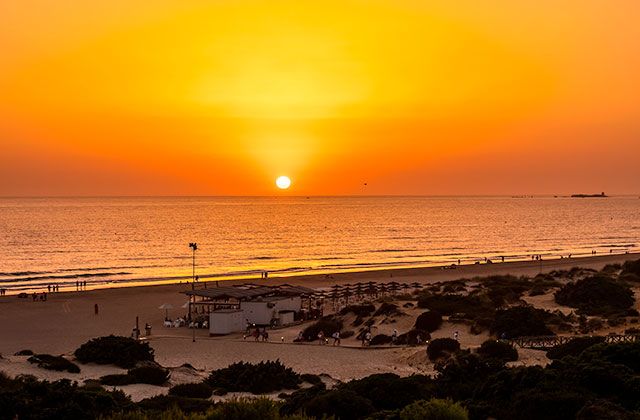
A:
[
  {"left": 100, "top": 365, "right": 170, "bottom": 386},
  {"left": 27, "top": 354, "right": 81, "bottom": 374},
  {"left": 555, "top": 275, "right": 635, "bottom": 316},
  {"left": 206, "top": 360, "right": 301, "bottom": 394},
  {"left": 74, "top": 335, "right": 155, "bottom": 368}
]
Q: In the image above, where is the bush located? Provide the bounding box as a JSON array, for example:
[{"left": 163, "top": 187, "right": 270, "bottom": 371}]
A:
[
  {"left": 101, "top": 365, "right": 169, "bottom": 386},
  {"left": 546, "top": 336, "right": 606, "bottom": 360},
  {"left": 207, "top": 360, "right": 301, "bottom": 394},
  {"left": 300, "top": 373, "right": 323, "bottom": 386},
  {"left": 621, "top": 259, "right": 640, "bottom": 276},
  {"left": 168, "top": 382, "right": 213, "bottom": 399},
  {"left": 427, "top": 338, "right": 460, "bottom": 361},
  {"left": 75, "top": 335, "right": 154, "bottom": 368},
  {"left": 339, "top": 304, "right": 375, "bottom": 317},
  {"left": 136, "top": 394, "right": 214, "bottom": 414},
  {"left": 554, "top": 275, "right": 634, "bottom": 316},
  {"left": 340, "top": 373, "right": 435, "bottom": 411},
  {"left": 301, "top": 316, "right": 342, "bottom": 342},
  {"left": 477, "top": 340, "right": 518, "bottom": 362},
  {"left": 205, "top": 397, "right": 283, "bottom": 420},
  {"left": 14, "top": 349, "right": 34, "bottom": 356},
  {"left": 27, "top": 354, "right": 81, "bottom": 373},
  {"left": 370, "top": 334, "right": 392, "bottom": 345},
  {"left": 374, "top": 303, "right": 402, "bottom": 317},
  {"left": 303, "top": 389, "right": 376, "bottom": 419},
  {"left": 482, "top": 275, "right": 532, "bottom": 306},
  {"left": 400, "top": 398, "right": 468, "bottom": 420},
  {"left": 396, "top": 329, "right": 430, "bottom": 346},
  {"left": 0, "top": 374, "right": 131, "bottom": 419},
  {"left": 415, "top": 311, "right": 443, "bottom": 332},
  {"left": 491, "top": 306, "right": 554, "bottom": 338},
  {"left": 127, "top": 366, "right": 170, "bottom": 385}
]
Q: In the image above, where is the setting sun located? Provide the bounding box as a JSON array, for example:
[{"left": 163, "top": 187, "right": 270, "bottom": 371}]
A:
[{"left": 276, "top": 176, "right": 291, "bottom": 190}]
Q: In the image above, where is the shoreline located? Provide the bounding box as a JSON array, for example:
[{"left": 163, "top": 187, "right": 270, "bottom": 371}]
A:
[
  {"left": 2, "top": 251, "right": 638, "bottom": 297},
  {"left": 0, "top": 252, "right": 638, "bottom": 357}
]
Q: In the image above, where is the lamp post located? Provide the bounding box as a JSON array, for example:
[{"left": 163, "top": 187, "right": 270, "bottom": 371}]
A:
[{"left": 189, "top": 242, "right": 198, "bottom": 343}]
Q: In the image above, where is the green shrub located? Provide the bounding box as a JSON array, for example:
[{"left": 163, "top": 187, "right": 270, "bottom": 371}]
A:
[
  {"left": 554, "top": 275, "right": 634, "bottom": 316},
  {"left": 207, "top": 360, "right": 301, "bottom": 394},
  {"left": 477, "top": 340, "right": 518, "bottom": 362},
  {"left": 168, "top": 382, "right": 213, "bottom": 399},
  {"left": 414, "top": 311, "right": 443, "bottom": 332},
  {"left": 546, "top": 336, "right": 607, "bottom": 360},
  {"left": 427, "top": 338, "right": 460, "bottom": 361},
  {"left": 301, "top": 316, "right": 342, "bottom": 342},
  {"left": 481, "top": 275, "right": 532, "bottom": 306},
  {"left": 491, "top": 306, "right": 554, "bottom": 338},
  {"left": 27, "top": 354, "right": 80, "bottom": 373},
  {"left": 74, "top": 335, "right": 154, "bottom": 368},
  {"left": 400, "top": 398, "right": 468, "bottom": 420}
]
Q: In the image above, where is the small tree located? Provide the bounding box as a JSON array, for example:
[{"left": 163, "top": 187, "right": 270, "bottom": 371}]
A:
[{"left": 400, "top": 398, "right": 468, "bottom": 420}]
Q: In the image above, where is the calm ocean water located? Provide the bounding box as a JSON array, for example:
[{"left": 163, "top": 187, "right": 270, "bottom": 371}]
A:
[{"left": 0, "top": 196, "right": 638, "bottom": 293}]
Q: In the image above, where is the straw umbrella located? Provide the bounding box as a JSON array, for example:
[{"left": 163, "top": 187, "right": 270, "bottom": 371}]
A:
[{"left": 158, "top": 303, "right": 174, "bottom": 320}]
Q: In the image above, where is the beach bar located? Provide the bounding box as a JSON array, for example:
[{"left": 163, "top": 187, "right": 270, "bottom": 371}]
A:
[{"left": 184, "top": 284, "right": 318, "bottom": 335}]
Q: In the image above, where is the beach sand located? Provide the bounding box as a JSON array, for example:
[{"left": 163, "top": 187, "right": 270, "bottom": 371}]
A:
[{"left": 0, "top": 252, "right": 638, "bottom": 401}]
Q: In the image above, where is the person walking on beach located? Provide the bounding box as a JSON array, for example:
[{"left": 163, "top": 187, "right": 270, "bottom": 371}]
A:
[
  {"left": 391, "top": 329, "right": 398, "bottom": 346},
  {"left": 365, "top": 331, "right": 372, "bottom": 346},
  {"left": 332, "top": 331, "right": 341, "bottom": 346},
  {"left": 94, "top": 304, "right": 99, "bottom": 315},
  {"left": 454, "top": 331, "right": 459, "bottom": 341},
  {"left": 318, "top": 330, "right": 325, "bottom": 344}
]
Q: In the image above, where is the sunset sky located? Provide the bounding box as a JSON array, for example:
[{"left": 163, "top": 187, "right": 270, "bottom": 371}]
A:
[{"left": 1, "top": 0, "right": 639, "bottom": 196}]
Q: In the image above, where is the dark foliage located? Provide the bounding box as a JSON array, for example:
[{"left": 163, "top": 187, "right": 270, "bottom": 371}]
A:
[
  {"left": 477, "top": 340, "right": 519, "bottom": 362},
  {"left": 168, "top": 382, "right": 213, "bottom": 399},
  {"left": 339, "top": 304, "right": 375, "bottom": 317},
  {"left": 300, "top": 373, "right": 323, "bottom": 386},
  {"left": 481, "top": 275, "right": 532, "bottom": 306},
  {"left": 374, "top": 303, "right": 402, "bottom": 317},
  {"left": 100, "top": 365, "right": 169, "bottom": 386},
  {"left": 279, "top": 384, "right": 327, "bottom": 416},
  {"left": 136, "top": 394, "right": 214, "bottom": 414},
  {"left": 340, "top": 373, "right": 435, "bottom": 412},
  {"left": 555, "top": 275, "right": 635, "bottom": 316},
  {"left": 370, "top": 334, "right": 392, "bottom": 345},
  {"left": 427, "top": 338, "right": 460, "bottom": 361},
  {"left": 414, "top": 310, "right": 443, "bottom": 332},
  {"left": 491, "top": 306, "right": 554, "bottom": 338},
  {"left": 622, "top": 259, "right": 640, "bottom": 277},
  {"left": 207, "top": 360, "right": 301, "bottom": 394},
  {"left": 546, "top": 336, "right": 606, "bottom": 360},
  {"left": 0, "top": 373, "right": 131, "bottom": 420},
  {"left": 14, "top": 349, "right": 34, "bottom": 356},
  {"left": 301, "top": 316, "right": 343, "bottom": 342},
  {"left": 27, "top": 354, "right": 80, "bottom": 374},
  {"left": 396, "top": 329, "right": 430, "bottom": 346},
  {"left": 303, "top": 389, "right": 376, "bottom": 419},
  {"left": 74, "top": 335, "right": 154, "bottom": 368}
]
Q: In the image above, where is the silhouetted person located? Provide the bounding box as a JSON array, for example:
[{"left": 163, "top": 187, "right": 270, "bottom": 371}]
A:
[{"left": 94, "top": 304, "right": 99, "bottom": 315}]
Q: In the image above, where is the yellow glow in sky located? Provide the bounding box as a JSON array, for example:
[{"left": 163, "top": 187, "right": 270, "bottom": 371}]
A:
[{"left": 0, "top": 0, "right": 639, "bottom": 195}]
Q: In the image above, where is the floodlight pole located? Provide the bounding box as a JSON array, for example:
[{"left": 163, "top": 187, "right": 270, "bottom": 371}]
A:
[{"left": 189, "top": 243, "right": 198, "bottom": 343}]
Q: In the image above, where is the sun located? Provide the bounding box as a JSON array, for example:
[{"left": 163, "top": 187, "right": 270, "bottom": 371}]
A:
[{"left": 275, "top": 176, "right": 291, "bottom": 190}]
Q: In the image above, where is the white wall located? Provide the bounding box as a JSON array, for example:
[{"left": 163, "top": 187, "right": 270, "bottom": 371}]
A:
[
  {"left": 209, "top": 311, "right": 244, "bottom": 335},
  {"left": 241, "top": 297, "right": 301, "bottom": 325}
]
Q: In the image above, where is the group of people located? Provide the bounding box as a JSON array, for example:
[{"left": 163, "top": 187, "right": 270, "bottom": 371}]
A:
[
  {"left": 0, "top": 288, "right": 7, "bottom": 296},
  {"left": 75, "top": 280, "right": 88, "bottom": 291},
  {"left": 46, "top": 284, "right": 61, "bottom": 292},
  {"left": 32, "top": 292, "right": 48, "bottom": 301}
]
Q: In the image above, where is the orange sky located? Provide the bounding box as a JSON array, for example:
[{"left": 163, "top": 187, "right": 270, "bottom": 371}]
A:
[{"left": 1, "top": 0, "right": 639, "bottom": 195}]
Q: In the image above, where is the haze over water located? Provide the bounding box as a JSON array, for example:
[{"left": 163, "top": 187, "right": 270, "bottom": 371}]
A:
[{"left": 1, "top": 196, "right": 638, "bottom": 293}]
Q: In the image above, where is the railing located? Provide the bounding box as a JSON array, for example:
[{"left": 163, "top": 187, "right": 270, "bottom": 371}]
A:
[{"left": 507, "top": 334, "right": 640, "bottom": 349}]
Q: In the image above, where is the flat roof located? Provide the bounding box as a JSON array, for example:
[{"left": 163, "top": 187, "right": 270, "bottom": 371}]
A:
[{"left": 184, "top": 284, "right": 316, "bottom": 300}]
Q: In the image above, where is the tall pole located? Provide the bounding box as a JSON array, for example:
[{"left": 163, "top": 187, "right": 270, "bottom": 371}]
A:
[{"left": 189, "top": 243, "right": 198, "bottom": 343}]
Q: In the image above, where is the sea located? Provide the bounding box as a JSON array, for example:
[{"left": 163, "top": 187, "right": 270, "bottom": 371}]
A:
[{"left": 0, "top": 196, "right": 638, "bottom": 294}]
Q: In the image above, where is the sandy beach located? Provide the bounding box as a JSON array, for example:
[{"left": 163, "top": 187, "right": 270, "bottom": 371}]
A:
[{"left": 1, "top": 252, "right": 638, "bottom": 401}]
